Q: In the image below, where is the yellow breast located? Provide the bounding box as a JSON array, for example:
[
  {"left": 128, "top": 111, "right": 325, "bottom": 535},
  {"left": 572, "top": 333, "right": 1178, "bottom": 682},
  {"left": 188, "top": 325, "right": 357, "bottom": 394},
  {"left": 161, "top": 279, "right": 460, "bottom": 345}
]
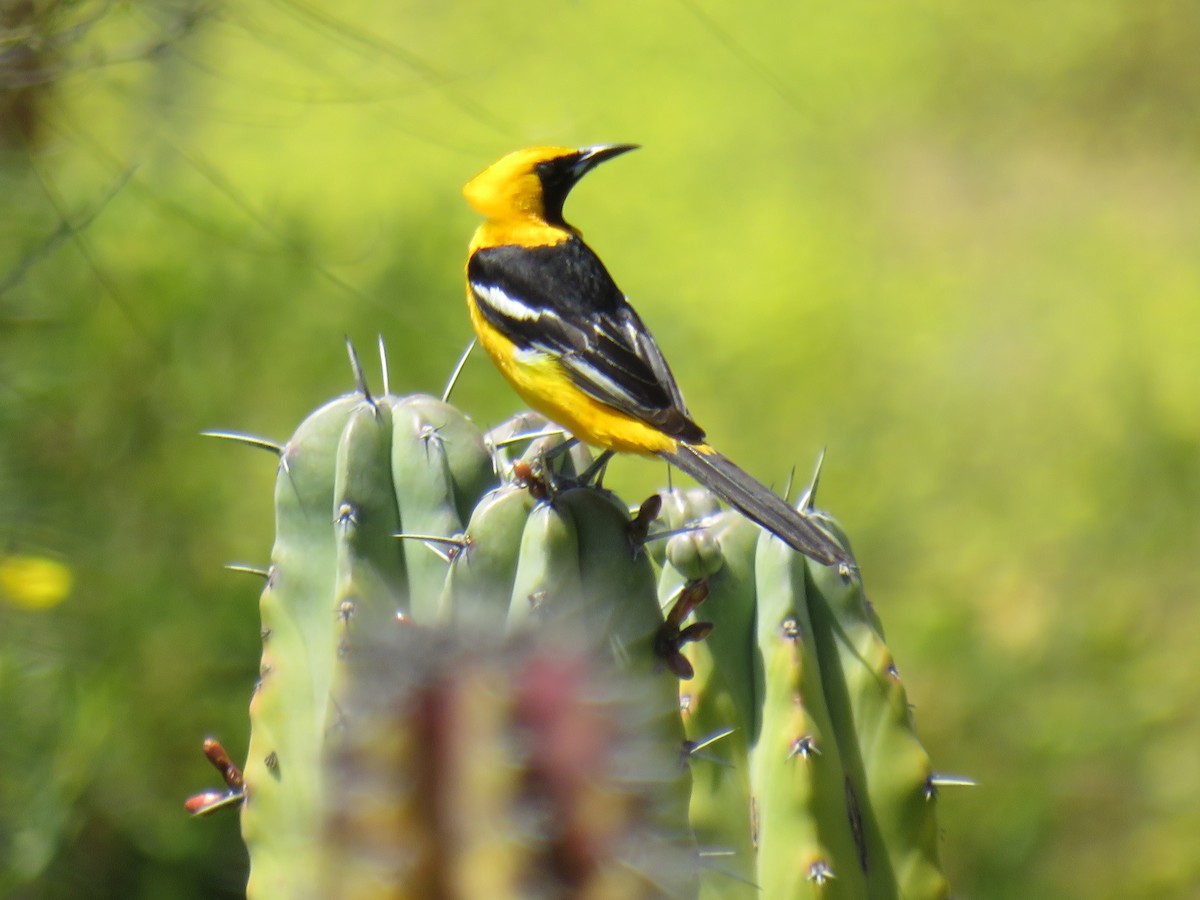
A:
[{"left": 466, "top": 292, "right": 677, "bottom": 456}]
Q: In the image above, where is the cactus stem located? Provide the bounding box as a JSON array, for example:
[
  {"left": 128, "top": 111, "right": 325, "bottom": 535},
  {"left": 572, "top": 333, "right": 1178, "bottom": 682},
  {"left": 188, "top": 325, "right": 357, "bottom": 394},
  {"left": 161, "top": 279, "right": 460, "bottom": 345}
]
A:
[
  {"left": 201, "top": 381, "right": 957, "bottom": 898},
  {"left": 441, "top": 337, "right": 477, "bottom": 402},
  {"left": 200, "top": 431, "right": 283, "bottom": 455}
]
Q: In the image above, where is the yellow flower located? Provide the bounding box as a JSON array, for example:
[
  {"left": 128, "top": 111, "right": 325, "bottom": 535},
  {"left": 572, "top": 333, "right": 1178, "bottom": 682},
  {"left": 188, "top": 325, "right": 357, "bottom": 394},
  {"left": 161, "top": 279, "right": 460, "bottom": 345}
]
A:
[{"left": 0, "top": 554, "right": 73, "bottom": 610}]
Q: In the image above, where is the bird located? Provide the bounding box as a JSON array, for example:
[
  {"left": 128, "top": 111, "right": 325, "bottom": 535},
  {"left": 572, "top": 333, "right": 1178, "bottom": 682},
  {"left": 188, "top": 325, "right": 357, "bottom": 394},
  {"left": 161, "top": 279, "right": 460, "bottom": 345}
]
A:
[{"left": 462, "top": 144, "right": 850, "bottom": 567}]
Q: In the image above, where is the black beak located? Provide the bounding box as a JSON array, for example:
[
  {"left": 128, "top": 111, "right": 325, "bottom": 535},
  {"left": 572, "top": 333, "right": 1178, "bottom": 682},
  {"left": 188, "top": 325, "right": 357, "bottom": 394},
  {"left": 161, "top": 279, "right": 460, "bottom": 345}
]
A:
[
  {"left": 537, "top": 144, "right": 639, "bottom": 226},
  {"left": 571, "top": 143, "right": 639, "bottom": 179}
]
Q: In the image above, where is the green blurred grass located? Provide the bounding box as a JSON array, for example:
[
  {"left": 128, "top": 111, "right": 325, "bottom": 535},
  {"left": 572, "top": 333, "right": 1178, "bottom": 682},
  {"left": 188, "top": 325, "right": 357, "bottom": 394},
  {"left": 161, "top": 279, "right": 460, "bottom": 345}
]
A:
[{"left": 2, "top": 0, "right": 1198, "bottom": 896}]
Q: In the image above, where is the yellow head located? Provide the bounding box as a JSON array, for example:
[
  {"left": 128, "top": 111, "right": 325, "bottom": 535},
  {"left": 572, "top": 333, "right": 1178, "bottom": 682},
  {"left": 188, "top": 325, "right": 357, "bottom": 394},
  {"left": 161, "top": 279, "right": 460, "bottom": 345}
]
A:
[{"left": 463, "top": 144, "right": 638, "bottom": 228}]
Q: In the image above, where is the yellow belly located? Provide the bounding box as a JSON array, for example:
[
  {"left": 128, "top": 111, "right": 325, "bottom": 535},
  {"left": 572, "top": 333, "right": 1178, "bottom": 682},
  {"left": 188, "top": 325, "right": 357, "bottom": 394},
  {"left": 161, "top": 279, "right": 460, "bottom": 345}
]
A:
[{"left": 468, "top": 297, "right": 677, "bottom": 456}]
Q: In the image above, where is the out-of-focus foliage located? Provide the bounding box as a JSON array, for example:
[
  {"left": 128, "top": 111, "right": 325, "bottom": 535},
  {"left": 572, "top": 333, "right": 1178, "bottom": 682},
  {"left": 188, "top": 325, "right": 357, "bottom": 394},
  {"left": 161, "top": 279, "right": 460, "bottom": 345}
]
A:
[{"left": 0, "top": 0, "right": 1197, "bottom": 897}]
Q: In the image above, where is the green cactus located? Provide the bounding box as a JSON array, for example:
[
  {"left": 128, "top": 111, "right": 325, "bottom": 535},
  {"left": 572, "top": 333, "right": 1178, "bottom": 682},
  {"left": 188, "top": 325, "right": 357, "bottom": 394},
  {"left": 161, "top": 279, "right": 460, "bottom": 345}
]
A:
[
  {"left": 649, "top": 471, "right": 955, "bottom": 899},
  {"left": 750, "top": 525, "right": 872, "bottom": 897},
  {"left": 234, "top": 385, "right": 499, "bottom": 897},
  {"left": 438, "top": 482, "right": 533, "bottom": 624},
  {"left": 388, "top": 394, "right": 492, "bottom": 621},
  {"left": 189, "top": 361, "right": 961, "bottom": 899},
  {"left": 799, "top": 513, "right": 949, "bottom": 898},
  {"left": 657, "top": 507, "right": 760, "bottom": 899},
  {"left": 240, "top": 393, "right": 359, "bottom": 898},
  {"left": 202, "top": 364, "right": 691, "bottom": 897}
]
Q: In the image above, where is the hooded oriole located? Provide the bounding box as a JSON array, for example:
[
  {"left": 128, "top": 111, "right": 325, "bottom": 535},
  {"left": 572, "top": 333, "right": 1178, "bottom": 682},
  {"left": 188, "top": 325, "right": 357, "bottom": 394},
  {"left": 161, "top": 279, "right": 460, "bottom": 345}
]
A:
[{"left": 463, "top": 144, "right": 849, "bottom": 567}]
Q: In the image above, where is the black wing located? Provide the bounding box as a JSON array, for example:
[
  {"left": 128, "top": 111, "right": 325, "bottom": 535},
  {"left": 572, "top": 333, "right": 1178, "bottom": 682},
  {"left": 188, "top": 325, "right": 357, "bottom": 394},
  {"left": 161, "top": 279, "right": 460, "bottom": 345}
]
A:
[{"left": 468, "top": 239, "right": 705, "bottom": 442}]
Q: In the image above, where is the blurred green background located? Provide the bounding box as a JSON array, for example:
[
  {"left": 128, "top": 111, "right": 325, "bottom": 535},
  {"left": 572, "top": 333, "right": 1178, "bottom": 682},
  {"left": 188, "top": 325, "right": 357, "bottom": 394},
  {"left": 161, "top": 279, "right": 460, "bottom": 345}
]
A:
[{"left": 2, "top": 0, "right": 1198, "bottom": 896}]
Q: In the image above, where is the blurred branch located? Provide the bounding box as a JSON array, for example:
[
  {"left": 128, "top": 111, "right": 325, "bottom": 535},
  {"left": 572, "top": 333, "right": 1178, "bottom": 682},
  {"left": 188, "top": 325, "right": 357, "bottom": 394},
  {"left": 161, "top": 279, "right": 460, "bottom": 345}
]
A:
[
  {"left": 0, "top": 164, "right": 134, "bottom": 302},
  {"left": 266, "top": 0, "right": 513, "bottom": 137},
  {"left": 1, "top": 0, "right": 213, "bottom": 146}
]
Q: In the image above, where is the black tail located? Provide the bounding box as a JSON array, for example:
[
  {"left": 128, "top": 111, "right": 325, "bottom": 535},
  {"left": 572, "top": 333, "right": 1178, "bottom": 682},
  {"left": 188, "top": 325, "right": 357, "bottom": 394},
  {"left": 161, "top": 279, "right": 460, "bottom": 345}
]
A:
[{"left": 659, "top": 444, "right": 851, "bottom": 567}]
